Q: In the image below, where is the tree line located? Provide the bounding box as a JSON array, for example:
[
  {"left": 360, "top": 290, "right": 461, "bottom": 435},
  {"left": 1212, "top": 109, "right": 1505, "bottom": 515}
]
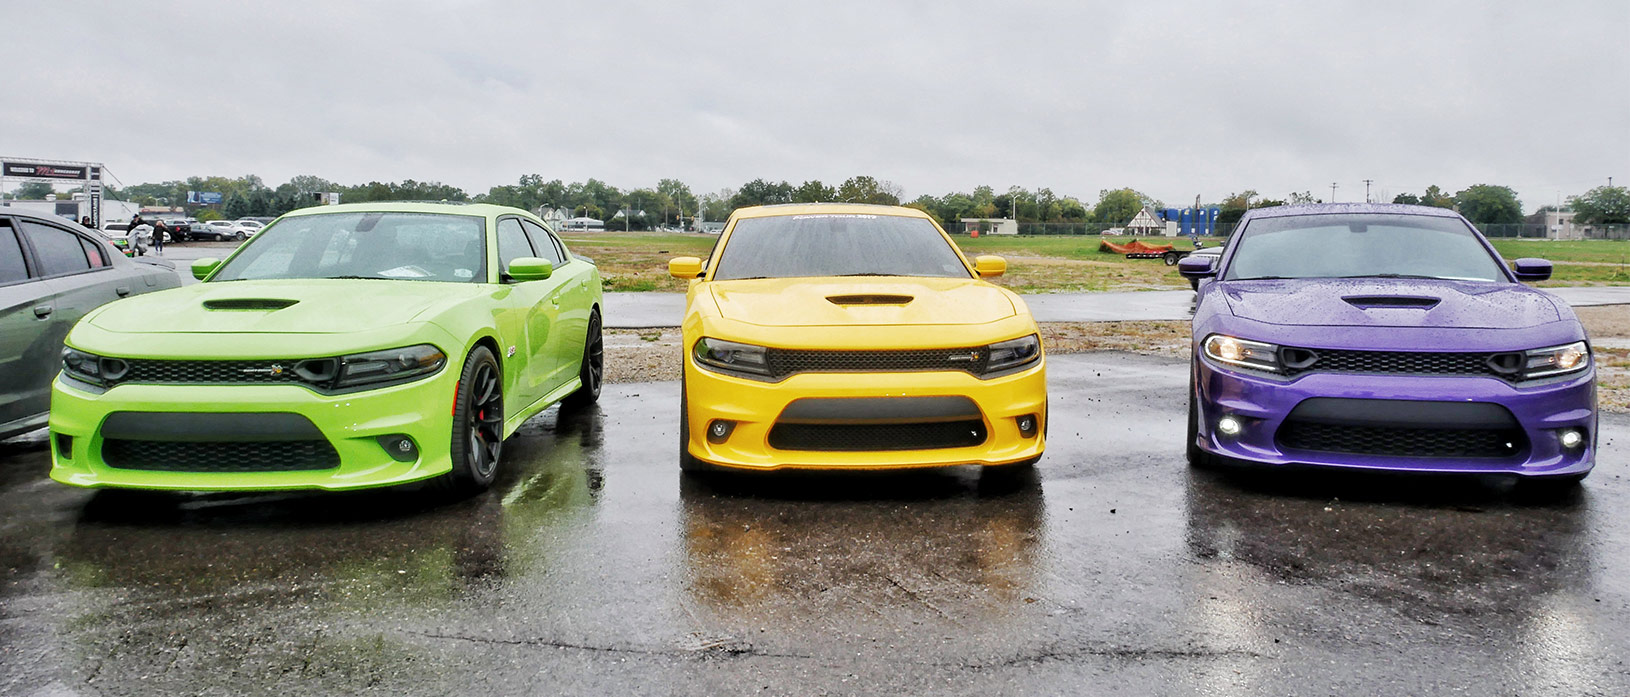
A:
[{"left": 12, "top": 173, "right": 1625, "bottom": 228}]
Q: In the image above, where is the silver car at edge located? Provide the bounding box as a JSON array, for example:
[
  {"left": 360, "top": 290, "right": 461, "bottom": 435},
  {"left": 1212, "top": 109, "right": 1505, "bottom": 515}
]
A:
[{"left": 0, "top": 211, "right": 180, "bottom": 440}]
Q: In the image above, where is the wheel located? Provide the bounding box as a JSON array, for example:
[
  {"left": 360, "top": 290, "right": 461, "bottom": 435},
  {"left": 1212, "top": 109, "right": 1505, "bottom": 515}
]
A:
[
  {"left": 562, "top": 310, "right": 603, "bottom": 409},
  {"left": 234, "top": 231, "right": 246, "bottom": 241},
  {"left": 1163, "top": 252, "right": 1180, "bottom": 266},
  {"left": 432, "top": 346, "right": 504, "bottom": 494},
  {"left": 1517, "top": 471, "right": 1588, "bottom": 496},
  {"left": 1186, "top": 370, "right": 1216, "bottom": 469},
  {"left": 979, "top": 456, "right": 1039, "bottom": 493},
  {"left": 678, "top": 375, "right": 710, "bottom": 473}
]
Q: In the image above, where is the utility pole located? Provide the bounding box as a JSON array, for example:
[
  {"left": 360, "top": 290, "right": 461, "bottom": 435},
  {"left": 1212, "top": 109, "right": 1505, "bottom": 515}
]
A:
[
  {"left": 1363, "top": 179, "right": 1373, "bottom": 203},
  {"left": 1330, "top": 182, "right": 1338, "bottom": 203}
]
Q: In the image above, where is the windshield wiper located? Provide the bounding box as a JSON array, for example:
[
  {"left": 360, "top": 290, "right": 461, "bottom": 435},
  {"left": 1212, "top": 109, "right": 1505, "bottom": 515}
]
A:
[
  {"left": 1233, "top": 276, "right": 1293, "bottom": 281},
  {"left": 836, "top": 272, "right": 905, "bottom": 277},
  {"left": 318, "top": 275, "right": 392, "bottom": 280},
  {"left": 1334, "top": 273, "right": 1449, "bottom": 280}
]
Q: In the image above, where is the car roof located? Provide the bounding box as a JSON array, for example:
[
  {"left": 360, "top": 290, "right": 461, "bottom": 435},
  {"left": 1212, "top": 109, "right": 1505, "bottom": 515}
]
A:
[
  {"left": 1238, "top": 202, "right": 1467, "bottom": 226},
  {"left": 280, "top": 200, "right": 528, "bottom": 220},
  {"left": 730, "top": 202, "right": 934, "bottom": 220}
]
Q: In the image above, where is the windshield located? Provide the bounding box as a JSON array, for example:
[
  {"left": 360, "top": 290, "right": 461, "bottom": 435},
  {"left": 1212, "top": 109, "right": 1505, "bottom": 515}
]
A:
[
  {"left": 711, "top": 214, "right": 971, "bottom": 280},
  {"left": 1223, "top": 214, "right": 1508, "bottom": 282},
  {"left": 212, "top": 212, "right": 487, "bottom": 283}
]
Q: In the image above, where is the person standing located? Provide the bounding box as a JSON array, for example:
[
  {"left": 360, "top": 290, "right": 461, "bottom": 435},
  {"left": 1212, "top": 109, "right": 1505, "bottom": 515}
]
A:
[{"left": 151, "top": 220, "right": 167, "bottom": 254}]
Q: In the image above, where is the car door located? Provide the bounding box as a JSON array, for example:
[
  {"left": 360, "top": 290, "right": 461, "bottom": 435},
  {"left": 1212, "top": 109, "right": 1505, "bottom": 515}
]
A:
[
  {"left": 492, "top": 217, "right": 569, "bottom": 406},
  {"left": 521, "top": 220, "right": 591, "bottom": 389},
  {"left": 0, "top": 218, "right": 50, "bottom": 431}
]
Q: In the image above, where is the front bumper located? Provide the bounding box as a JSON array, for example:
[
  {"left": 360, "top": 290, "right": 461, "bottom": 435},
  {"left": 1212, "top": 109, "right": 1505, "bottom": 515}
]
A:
[
  {"left": 1193, "top": 358, "right": 1596, "bottom": 477},
  {"left": 683, "top": 359, "right": 1047, "bottom": 471},
  {"left": 48, "top": 368, "right": 460, "bottom": 492}
]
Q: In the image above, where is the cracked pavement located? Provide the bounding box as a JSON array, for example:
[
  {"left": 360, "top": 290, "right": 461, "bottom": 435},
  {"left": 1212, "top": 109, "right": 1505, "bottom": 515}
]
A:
[{"left": 1, "top": 352, "right": 1627, "bottom": 695}]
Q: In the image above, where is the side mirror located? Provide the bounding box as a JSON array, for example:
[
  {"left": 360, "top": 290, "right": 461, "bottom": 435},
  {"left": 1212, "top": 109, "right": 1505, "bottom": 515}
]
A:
[
  {"left": 1512, "top": 258, "right": 1552, "bottom": 282},
  {"left": 1178, "top": 256, "right": 1216, "bottom": 280},
  {"left": 191, "top": 258, "right": 221, "bottom": 280},
  {"left": 669, "top": 256, "right": 704, "bottom": 280},
  {"left": 973, "top": 255, "right": 1006, "bottom": 278},
  {"left": 506, "top": 257, "right": 553, "bottom": 282}
]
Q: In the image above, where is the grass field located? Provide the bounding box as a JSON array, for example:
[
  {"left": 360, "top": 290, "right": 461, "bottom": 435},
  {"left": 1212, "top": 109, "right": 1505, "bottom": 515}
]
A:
[{"left": 562, "top": 231, "right": 1630, "bottom": 292}]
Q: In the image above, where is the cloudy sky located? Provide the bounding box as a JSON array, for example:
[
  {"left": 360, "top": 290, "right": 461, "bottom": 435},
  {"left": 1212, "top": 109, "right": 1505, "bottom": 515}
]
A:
[{"left": 3, "top": 1, "right": 1625, "bottom": 210}]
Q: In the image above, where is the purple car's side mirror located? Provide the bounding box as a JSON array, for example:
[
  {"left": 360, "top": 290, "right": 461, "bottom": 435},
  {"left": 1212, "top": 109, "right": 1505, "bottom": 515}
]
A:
[
  {"left": 1512, "top": 258, "right": 1552, "bottom": 282},
  {"left": 1178, "top": 255, "right": 1216, "bottom": 280}
]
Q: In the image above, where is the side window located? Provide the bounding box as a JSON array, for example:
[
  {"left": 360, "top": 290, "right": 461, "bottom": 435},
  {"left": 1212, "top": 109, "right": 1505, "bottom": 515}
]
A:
[
  {"left": 18, "top": 220, "right": 92, "bottom": 277},
  {"left": 0, "top": 223, "right": 30, "bottom": 284},
  {"left": 496, "top": 218, "right": 534, "bottom": 272},
  {"left": 79, "top": 237, "right": 109, "bottom": 267},
  {"left": 521, "top": 220, "right": 564, "bottom": 265}
]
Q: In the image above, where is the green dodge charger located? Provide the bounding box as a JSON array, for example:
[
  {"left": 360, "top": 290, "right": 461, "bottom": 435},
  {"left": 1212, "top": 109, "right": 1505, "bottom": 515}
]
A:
[{"left": 49, "top": 202, "right": 604, "bottom": 493}]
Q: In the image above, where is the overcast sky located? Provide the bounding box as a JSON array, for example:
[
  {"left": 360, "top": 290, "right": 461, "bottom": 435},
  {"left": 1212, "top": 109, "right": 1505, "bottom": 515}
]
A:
[{"left": 2, "top": 1, "right": 1626, "bottom": 211}]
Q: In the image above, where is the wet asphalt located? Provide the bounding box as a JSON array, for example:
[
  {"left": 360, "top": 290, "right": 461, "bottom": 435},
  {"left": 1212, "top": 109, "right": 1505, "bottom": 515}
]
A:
[{"left": 1, "top": 352, "right": 1627, "bottom": 696}]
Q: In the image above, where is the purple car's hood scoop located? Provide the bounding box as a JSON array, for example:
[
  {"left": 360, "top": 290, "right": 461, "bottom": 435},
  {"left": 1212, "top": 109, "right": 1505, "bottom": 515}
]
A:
[{"left": 1222, "top": 278, "right": 1561, "bottom": 329}]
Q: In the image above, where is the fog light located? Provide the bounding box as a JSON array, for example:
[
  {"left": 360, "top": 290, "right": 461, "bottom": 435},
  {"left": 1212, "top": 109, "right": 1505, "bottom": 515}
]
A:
[
  {"left": 1560, "top": 429, "right": 1584, "bottom": 449},
  {"left": 1017, "top": 414, "right": 1039, "bottom": 438},
  {"left": 1216, "top": 416, "right": 1242, "bottom": 436},
  {"left": 376, "top": 434, "right": 419, "bottom": 462},
  {"left": 706, "top": 420, "right": 735, "bottom": 444}
]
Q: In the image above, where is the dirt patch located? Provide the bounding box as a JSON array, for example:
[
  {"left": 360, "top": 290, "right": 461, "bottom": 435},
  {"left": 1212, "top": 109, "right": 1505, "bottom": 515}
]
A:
[{"left": 1577, "top": 306, "right": 1630, "bottom": 338}]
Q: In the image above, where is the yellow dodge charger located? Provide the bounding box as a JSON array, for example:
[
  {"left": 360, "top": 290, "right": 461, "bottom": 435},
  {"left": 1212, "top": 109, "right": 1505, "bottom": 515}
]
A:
[{"left": 669, "top": 203, "right": 1046, "bottom": 475}]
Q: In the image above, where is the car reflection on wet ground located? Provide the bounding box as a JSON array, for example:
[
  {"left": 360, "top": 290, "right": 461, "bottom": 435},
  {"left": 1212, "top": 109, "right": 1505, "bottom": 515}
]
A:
[{"left": 0, "top": 352, "right": 1625, "bottom": 696}]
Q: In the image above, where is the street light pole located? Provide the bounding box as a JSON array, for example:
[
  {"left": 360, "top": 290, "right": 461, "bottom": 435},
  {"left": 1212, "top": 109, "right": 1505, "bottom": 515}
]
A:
[{"left": 1330, "top": 182, "right": 1338, "bottom": 203}]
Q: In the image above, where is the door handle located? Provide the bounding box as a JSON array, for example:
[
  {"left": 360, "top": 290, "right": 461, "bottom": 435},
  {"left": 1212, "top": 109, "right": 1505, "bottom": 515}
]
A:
[
  {"left": 33, "top": 304, "right": 53, "bottom": 318},
  {"left": 116, "top": 286, "right": 131, "bottom": 297},
  {"left": 550, "top": 296, "right": 561, "bottom": 306}
]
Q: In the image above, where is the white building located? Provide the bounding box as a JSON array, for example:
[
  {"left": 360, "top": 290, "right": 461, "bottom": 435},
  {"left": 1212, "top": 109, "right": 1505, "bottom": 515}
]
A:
[{"left": 959, "top": 218, "right": 1019, "bottom": 235}]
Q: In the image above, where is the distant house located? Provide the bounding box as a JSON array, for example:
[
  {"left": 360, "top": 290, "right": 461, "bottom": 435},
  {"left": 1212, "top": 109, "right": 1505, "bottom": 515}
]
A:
[
  {"left": 1526, "top": 208, "right": 1580, "bottom": 240},
  {"left": 1124, "top": 208, "right": 1166, "bottom": 236},
  {"left": 959, "top": 218, "right": 1018, "bottom": 235},
  {"left": 536, "top": 207, "right": 569, "bottom": 227},
  {"left": 561, "top": 216, "right": 605, "bottom": 231}
]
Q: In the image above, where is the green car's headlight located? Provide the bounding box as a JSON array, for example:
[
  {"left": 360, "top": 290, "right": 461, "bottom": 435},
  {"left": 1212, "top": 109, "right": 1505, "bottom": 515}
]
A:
[
  {"left": 693, "top": 337, "right": 772, "bottom": 378},
  {"left": 983, "top": 334, "right": 1041, "bottom": 375},
  {"left": 1523, "top": 341, "right": 1590, "bottom": 379},
  {"left": 62, "top": 348, "right": 129, "bottom": 386},
  {"left": 335, "top": 345, "right": 447, "bottom": 389},
  {"left": 1203, "top": 334, "right": 1281, "bottom": 372}
]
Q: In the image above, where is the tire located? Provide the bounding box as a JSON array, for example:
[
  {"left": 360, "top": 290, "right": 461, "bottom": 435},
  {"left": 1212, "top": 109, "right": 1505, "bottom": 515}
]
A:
[
  {"left": 979, "top": 456, "right": 1039, "bottom": 493},
  {"left": 677, "top": 375, "right": 710, "bottom": 473},
  {"left": 234, "top": 231, "right": 246, "bottom": 241},
  {"left": 1186, "top": 370, "right": 1216, "bottom": 469},
  {"left": 562, "top": 310, "right": 603, "bottom": 409},
  {"left": 1517, "top": 471, "right": 1588, "bottom": 496},
  {"left": 431, "top": 346, "right": 504, "bottom": 494},
  {"left": 1163, "top": 252, "right": 1180, "bottom": 266}
]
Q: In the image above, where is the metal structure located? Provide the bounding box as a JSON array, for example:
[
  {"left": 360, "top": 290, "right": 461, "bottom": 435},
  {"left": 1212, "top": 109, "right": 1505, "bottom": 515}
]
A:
[{"left": 0, "top": 157, "right": 110, "bottom": 225}]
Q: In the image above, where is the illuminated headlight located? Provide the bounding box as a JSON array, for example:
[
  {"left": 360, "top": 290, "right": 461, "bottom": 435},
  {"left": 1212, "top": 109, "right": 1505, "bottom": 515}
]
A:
[
  {"left": 1523, "top": 341, "right": 1589, "bottom": 379},
  {"left": 335, "top": 344, "right": 446, "bottom": 389},
  {"left": 61, "top": 348, "right": 129, "bottom": 386},
  {"left": 984, "top": 334, "right": 1042, "bottom": 375},
  {"left": 693, "top": 337, "right": 772, "bottom": 378},
  {"left": 1203, "top": 334, "right": 1280, "bottom": 372}
]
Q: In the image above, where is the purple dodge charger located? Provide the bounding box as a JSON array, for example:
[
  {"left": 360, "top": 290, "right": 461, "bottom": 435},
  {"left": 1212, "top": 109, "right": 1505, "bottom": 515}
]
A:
[{"left": 1180, "top": 203, "right": 1595, "bottom": 484}]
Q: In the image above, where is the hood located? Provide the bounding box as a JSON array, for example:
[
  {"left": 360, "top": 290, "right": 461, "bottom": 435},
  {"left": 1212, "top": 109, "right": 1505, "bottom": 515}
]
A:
[
  {"left": 707, "top": 277, "right": 1017, "bottom": 327},
  {"left": 1220, "top": 278, "right": 1561, "bottom": 329},
  {"left": 85, "top": 279, "right": 486, "bottom": 334}
]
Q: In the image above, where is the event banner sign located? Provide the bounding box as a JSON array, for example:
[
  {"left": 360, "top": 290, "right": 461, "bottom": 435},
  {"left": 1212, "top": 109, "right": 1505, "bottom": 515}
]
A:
[{"left": 2, "top": 162, "right": 88, "bottom": 180}]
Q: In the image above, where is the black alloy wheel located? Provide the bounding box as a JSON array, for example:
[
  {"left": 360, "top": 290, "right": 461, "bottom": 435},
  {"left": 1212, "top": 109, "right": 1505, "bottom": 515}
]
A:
[
  {"left": 436, "top": 346, "right": 504, "bottom": 494},
  {"left": 563, "top": 310, "right": 604, "bottom": 408},
  {"left": 1186, "top": 370, "right": 1216, "bottom": 469}
]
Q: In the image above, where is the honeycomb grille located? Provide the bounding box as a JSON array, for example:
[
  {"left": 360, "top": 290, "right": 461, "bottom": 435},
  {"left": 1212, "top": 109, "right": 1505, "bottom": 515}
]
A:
[
  {"left": 1280, "top": 349, "right": 1518, "bottom": 380},
  {"left": 1277, "top": 422, "right": 1524, "bottom": 459},
  {"left": 101, "top": 439, "right": 341, "bottom": 472},
  {"left": 765, "top": 347, "right": 987, "bottom": 378},
  {"left": 768, "top": 420, "right": 988, "bottom": 452},
  {"left": 121, "top": 359, "right": 315, "bottom": 385}
]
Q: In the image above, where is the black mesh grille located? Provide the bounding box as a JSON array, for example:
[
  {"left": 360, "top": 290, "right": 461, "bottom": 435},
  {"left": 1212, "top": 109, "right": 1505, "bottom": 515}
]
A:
[
  {"left": 1280, "top": 349, "right": 1520, "bottom": 380},
  {"left": 764, "top": 347, "right": 987, "bottom": 379},
  {"left": 1277, "top": 422, "right": 1525, "bottom": 459},
  {"left": 121, "top": 359, "right": 316, "bottom": 385},
  {"left": 102, "top": 439, "right": 341, "bottom": 472},
  {"left": 768, "top": 420, "right": 988, "bottom": 452}
]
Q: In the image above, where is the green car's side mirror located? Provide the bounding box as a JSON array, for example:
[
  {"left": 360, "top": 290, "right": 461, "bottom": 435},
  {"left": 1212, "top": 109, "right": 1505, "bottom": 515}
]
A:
[
  {"left": 192, "top": 258, "right": 221, "bottom": 280},
  {"left": 506, "top": 257, "right": 553, "bottom": 282},
  {"left": 669, "top": 256, "right": 704, "bottom": 279},
  {"left": 973, "top": 255, "right": 1007, "bottom": 278}
]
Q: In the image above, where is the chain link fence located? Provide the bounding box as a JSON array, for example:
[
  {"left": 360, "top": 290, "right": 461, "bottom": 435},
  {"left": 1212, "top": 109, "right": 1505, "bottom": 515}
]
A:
[{"left": 986, "top": 220, "right": 1627, "bottom": 241}]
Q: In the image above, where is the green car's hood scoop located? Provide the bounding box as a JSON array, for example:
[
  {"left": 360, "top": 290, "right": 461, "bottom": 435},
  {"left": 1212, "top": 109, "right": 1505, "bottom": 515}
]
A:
[{"left": 88, "top": 279, "right": 484, "bottom": 334}]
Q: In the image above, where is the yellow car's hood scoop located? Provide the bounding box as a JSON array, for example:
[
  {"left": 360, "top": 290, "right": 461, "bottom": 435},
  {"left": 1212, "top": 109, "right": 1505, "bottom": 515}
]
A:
[
  {"left": 711, "top": 278, "right": 1015, "bottom": 327},
  {"left": 826, "top": 294, "right": 914, "bottom": 306}
]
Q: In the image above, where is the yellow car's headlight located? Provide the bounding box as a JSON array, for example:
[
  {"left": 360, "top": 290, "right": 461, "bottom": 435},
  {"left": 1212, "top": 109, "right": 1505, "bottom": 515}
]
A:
[
  {"left": 984, "top": 334, "right": 1041, "bottom": 375},
  {"left": 693, "top": 337, "right": 772, "bottom": 379}
]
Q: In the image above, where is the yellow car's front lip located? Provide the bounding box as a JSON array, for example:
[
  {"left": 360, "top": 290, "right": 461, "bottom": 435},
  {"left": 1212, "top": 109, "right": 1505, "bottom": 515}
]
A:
[{"left": 683, "top": 357, "right": 1046, "bottom": 471}]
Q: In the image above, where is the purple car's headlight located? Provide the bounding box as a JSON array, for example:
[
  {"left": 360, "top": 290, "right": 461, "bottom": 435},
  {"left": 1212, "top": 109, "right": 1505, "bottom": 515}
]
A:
[
  {"left": 1203, "top": 334, "right": 1281, "bottom": 373},
  {"left": 1523, "top": 341, "right": 1590, "bottom": 379}
]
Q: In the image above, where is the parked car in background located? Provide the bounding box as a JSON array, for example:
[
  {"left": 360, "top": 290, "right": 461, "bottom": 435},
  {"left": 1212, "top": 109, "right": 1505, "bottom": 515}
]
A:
[
  {"left": 1, "top": 211, "right": 180, "bottom": 441},
  {"left": 202, "top": 219, "right": 254, "bottom": 240},
  {"left": 50, "top": 202, "right": 604, "bottom": 495},
  {"left": 100, "top": 222, "right": 152, "bottom": 256},
  {"left": 1180, "top": 203, "right": 1595, "bottom": 488},
  {"left": 234, "top": 219, "right": 265, "bottom": 236},
  {"left": 152, "top": 217, "right": 200, "bottom": 241},
  {"left": 1185, "top": 246, "right": 1223, "bottom": 289},
  {"left": 669, "top": 203, "right": 1046, "bottom": 479}
]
